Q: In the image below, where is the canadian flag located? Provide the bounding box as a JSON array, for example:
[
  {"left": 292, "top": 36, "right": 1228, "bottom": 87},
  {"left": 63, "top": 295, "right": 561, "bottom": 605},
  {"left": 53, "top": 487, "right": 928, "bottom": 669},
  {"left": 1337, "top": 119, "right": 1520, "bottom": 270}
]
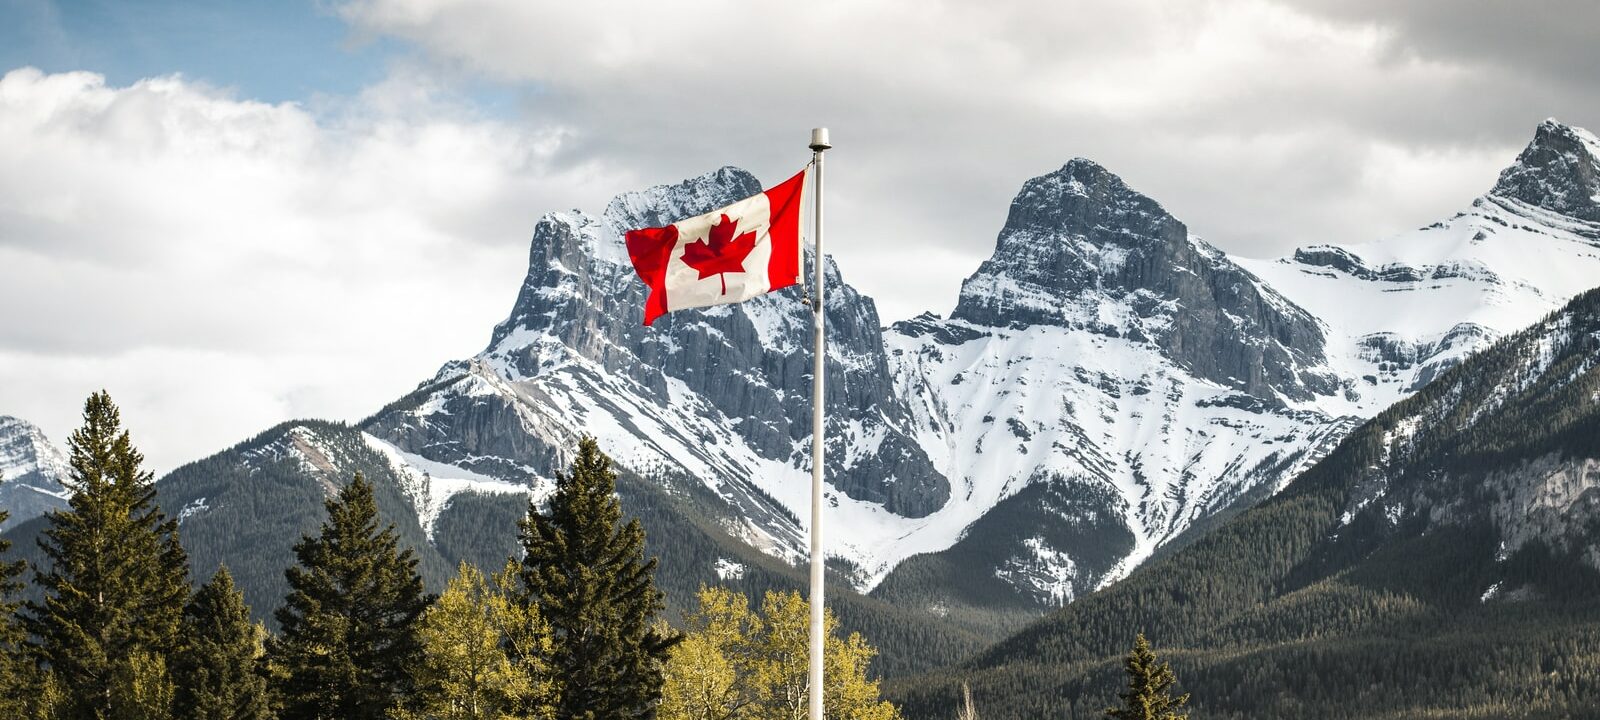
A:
[{"left": 625, "top": 167, "right": 809, "bottom": 326}]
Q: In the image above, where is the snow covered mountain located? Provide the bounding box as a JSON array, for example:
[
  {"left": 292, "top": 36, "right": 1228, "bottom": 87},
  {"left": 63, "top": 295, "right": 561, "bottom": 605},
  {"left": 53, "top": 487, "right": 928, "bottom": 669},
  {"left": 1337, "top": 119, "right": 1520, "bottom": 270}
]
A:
[
  {"left": 362, "top": 167, "right": 948, "bottom": 585},
  {"left": 876, "top": 119, "right": 1600, "bottom": 611},
  {"left": 0, "top": 415, "right": 70, "bottom": 530},
  {"left": 16, "top": 119, "right": 1593, "bottom": 635},
  {"left": 1240, "top": 119, "right": 1600, "bottom": 419},
  {"left": 348, "top": 119, "right": 1600, "bottom": 613}
]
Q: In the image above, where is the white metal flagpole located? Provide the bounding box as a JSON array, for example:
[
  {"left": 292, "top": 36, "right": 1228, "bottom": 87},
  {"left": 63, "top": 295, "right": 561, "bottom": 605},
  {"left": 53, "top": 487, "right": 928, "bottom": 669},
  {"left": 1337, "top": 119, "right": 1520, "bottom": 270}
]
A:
[{"left": 807, "top": 126, "right": 831, "bottom": 720}]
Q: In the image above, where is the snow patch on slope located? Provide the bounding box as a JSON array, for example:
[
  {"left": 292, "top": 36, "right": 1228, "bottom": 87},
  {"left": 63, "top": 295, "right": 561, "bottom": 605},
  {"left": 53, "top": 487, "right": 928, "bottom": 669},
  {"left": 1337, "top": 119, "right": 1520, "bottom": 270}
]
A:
[{"left": 361, "top": 433, "right": 537, "bottom": 541}]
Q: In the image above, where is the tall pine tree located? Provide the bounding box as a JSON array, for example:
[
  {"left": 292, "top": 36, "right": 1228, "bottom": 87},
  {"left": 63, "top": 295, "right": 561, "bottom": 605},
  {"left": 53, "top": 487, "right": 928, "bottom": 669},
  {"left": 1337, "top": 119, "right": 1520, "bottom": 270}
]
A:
[
  {"left": 23, "top": 391, "right": 190, "bottom": 720},
  {"left": 173, "top": 566, "right": 272, "bottom": 720},
  {"left": 0, "top": 499, "right": 30, "bottom": 718},
  {"left": 270, "top": 472, "right": 429, "bottom": 720},
  {"left": 519, "top": 436, "right": 676, "bottom": 719},
  {"left": 1105, "top": 633, "right": 1189, "bottom": 720}
]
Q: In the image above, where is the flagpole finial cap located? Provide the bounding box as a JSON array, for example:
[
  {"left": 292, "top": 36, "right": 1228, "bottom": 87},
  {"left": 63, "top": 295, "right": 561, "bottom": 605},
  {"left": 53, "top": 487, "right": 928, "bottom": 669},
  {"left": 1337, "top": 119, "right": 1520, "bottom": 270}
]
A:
[{"left": 809, "top": 128, "right": 831, "bottom": 151}]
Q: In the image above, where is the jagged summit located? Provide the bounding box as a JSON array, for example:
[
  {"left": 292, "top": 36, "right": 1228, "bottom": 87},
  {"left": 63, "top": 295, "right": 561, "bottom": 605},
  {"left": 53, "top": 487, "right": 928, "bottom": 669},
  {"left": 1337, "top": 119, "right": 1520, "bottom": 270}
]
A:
[
  {"left": 1490, "top": 119, "right": 1600, "bottom": 222},
  {"left": 949, "top": 158, "right": 1335, "bottom": 402},
  {"left": 997, "top": 157, "right": 1179, "bottom": 240}
]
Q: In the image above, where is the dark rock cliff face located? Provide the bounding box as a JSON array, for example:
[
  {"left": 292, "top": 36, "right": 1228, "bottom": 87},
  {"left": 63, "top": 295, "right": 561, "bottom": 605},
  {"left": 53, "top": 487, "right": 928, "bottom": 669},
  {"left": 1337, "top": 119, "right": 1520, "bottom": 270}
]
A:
[
  {"left": 950, "top": 159, "right": 1337, "bottom": 401},
  {"left": 1492, "top": 119, "right": 1600, "bottom": 223},
  {"left": 368, "top": 167, "right": 950, "bottom": 518}
]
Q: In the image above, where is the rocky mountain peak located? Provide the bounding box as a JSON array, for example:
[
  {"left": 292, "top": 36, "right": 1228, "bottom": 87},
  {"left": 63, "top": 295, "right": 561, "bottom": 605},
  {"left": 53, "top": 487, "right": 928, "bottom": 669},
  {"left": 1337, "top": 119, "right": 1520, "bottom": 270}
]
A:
[
  {"left": 949, "top": 159, "right": 1336, "bottom": 401},
  {"left": 1490, "top": 119, "right": 1600, "bottom": 222},
  {"left": 0, "top": 415, "right": 70, "bottom": 530},
  {"left": 998, "top": 157, "right": 1182, "bottom": 243}
]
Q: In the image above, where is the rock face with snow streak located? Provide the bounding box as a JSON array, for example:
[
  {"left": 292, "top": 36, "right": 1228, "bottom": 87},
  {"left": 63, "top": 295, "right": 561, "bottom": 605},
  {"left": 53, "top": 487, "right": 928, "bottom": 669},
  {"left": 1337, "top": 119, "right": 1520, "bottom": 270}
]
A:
[
  {"left": 0, "top": 416, "right": 70, "bottom": 530},
  {"left": 877, "top": 162, "right": 1358, "bottom": 608},
  {"left": 1491, "top": 119, "right": 1600, "bottom": 225}
]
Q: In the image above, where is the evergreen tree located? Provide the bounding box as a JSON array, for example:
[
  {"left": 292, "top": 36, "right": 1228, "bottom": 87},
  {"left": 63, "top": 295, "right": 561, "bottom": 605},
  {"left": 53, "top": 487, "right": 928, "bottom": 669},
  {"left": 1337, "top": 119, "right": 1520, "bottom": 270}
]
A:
[
  {"left": 269, "top": 473, "right": 429, "bottom": 720},
  {"left": 518, "top": 436, "right": 676, "bottom": 719},
  {"left": 0, "top": 500, "right": 30, "bottom": 718},
  {"left": 401, "top": 561, "right": 552, "bottom": 720},
  {"left": 23, "top": 391, "right": 190, "bottom": 720},
  {"left": 173, "top": 566, "right": 272, "bottom": 720},
  {"left": 1104, "top": 634, "right": 1188, "bottom": 720}
]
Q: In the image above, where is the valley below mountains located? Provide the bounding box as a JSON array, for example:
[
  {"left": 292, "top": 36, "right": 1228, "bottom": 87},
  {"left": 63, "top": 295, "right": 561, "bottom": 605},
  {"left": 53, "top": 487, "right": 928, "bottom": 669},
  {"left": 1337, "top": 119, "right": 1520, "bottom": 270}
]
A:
[{"left": 4, "top": 118, "right": 1600, "bottom": 693}]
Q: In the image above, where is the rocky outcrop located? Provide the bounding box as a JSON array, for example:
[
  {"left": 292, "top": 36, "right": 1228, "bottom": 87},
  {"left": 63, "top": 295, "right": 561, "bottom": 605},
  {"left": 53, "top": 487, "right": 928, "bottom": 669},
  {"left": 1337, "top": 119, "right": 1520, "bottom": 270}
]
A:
[{"left": 1491, "top": 119, "right": 1600, "bottom": 223}]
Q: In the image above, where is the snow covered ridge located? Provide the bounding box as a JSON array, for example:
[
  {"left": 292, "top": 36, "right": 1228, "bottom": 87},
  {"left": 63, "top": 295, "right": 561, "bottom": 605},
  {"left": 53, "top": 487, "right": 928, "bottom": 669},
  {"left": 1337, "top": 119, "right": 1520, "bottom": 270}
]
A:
[{"left": 0, "top": 415, "right": 71, "bottom": 530}]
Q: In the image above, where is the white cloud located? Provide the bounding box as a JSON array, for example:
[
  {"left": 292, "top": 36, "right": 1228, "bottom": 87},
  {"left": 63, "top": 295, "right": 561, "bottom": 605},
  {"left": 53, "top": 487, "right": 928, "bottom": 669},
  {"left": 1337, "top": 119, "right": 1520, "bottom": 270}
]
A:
[
  {"left": 0, "top": 66, "right": 631, "bottom": 472},
  {"left": 337, "top": 0, "right": 1594, "bottom": 314}
]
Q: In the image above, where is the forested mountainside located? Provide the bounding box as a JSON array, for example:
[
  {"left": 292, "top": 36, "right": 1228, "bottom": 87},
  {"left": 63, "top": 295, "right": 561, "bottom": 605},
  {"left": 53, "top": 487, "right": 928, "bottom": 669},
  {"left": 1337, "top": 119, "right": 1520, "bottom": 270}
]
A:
[{"left": 888, "top": 285, "right": 1600, "bottom": 719}]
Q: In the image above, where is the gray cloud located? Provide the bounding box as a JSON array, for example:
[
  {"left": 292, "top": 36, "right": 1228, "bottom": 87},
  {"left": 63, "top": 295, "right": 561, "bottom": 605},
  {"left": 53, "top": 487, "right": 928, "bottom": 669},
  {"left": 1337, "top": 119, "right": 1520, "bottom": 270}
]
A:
[{"left": 4, "top": 0, "right": 1598, "bottom": 470}]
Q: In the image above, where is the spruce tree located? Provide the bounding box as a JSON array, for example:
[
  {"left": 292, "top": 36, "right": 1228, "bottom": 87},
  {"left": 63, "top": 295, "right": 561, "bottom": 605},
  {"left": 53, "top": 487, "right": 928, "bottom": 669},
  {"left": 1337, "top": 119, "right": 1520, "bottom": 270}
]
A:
[
  {"left": 23, "top": 391, "right": 190, "bottom": 720},
  {"left": 0, "top": 501, "right": 30, "bottom": 718},
  {"left": 270, "top": 472, "right": 429, "bottom": 720},
  {"left": 1104, "top": 633, "right": 1189, "bottom": 720},
  {"left": 518, "top": 436, "right": 676, "bottom": 719},
  {"left": 173, "top": 566, "right": 272, "bottom": 720}
]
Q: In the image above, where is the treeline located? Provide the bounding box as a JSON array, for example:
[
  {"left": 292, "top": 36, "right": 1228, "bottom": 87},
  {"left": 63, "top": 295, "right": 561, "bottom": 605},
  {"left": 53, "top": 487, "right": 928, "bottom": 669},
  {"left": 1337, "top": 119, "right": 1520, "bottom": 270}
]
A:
[{"left": 0, "top": 392, "right": 903, "bottom": 719}]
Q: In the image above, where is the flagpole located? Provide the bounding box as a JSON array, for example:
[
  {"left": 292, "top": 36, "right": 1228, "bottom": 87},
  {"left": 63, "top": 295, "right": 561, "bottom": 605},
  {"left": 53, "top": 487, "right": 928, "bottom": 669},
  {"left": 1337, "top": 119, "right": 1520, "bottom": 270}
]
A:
[{"left": 807, "top": 126, "right": 831, "bottom": 720}]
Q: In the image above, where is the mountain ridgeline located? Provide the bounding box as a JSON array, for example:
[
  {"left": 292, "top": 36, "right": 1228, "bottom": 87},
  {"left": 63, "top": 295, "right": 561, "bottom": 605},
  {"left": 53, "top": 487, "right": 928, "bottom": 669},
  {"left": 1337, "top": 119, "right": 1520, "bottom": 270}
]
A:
[{"left": 4, "top": 119, "right": 1600, "bottom": 686}]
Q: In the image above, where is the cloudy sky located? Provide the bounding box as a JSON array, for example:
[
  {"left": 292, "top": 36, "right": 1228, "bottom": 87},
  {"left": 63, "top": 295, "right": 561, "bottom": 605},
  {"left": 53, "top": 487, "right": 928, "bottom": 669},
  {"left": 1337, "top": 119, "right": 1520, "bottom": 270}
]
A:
[{"left": 2, "top": 0, "right": 1598, "bottom": 473}]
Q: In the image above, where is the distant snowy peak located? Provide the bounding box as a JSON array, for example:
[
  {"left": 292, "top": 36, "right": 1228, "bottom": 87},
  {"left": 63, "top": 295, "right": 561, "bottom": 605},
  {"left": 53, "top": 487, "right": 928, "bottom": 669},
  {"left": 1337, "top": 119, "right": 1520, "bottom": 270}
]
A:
[
  {"left": 0, "top": 415, "right": 71, "bottom": 529},
  {"left": 1491, "top": 119, "right": 1600, "bottom": 223},
  {"left": 1237, "top": 120, "right": 1600, "bottom": 417}
]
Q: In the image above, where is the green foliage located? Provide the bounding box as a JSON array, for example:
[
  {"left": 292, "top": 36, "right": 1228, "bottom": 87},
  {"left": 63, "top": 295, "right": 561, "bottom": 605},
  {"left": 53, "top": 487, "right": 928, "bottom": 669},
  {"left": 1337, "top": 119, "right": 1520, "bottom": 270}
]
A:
[
  {"left": 173, "top": 566, "right": 272, "bottom": 720},
  {"left": 1104, "top": 634, "right": 1187, "bottom": 720},
  {"left": 22, "top": 391, "right": 190, "bottom": 720},
  {"left": 269, "top": 473, "right": 430, "bottom": 720},
  {"left": 518, "top": 436, "right": 677, "bottom": 719},
  {"left": 400, "top": 561, "right": 552, "bottom": 720},
  {"left": 660, "top": 586, "right": 900, "bottom": 720},
  {"left": 154, "top": 420, "right": 453, "bottom": 629},
  {"left": 871, "top": 477, "right": 1133, "bottom": 638},
  {"left": 109, "top": 650, "right": 175, "bottom": 720},
  {"left": 0, "top": 500, "right": 30, "bottom": 718}
]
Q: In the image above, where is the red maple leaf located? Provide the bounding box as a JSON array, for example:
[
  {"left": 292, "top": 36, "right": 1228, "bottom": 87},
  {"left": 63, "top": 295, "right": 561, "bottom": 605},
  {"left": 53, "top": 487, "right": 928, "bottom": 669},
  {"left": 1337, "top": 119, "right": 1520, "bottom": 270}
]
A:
[{"left": 680, "top": 214, "right": 758, "bottom": 295}]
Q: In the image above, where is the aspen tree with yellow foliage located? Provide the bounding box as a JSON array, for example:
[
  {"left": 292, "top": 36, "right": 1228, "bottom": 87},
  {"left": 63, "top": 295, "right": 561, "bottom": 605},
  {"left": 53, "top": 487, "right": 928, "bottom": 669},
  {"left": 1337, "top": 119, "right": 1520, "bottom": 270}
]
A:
[
  {"left": 398, "top": 561, "right": 554, "bottom": 720},
  {"left": 661, "top": 586, "right": 900, "bottom": 720}
]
